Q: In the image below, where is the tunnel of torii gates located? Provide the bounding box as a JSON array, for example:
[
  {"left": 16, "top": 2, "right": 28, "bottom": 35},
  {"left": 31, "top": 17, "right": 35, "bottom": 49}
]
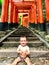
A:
[{"left": 0, "top": 0, "right": 49, "bottom": 33}]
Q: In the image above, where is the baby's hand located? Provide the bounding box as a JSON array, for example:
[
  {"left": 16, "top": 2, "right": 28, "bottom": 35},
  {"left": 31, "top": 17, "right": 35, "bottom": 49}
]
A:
[
  {"left": 25, "top": 50, "right": 30, "bottom": 55},
  {"left": 17, "top": 49, "right": 22, "bottom": 54},
  {"left": 19, "top": 49, "right": 23, "bottom": 54}
]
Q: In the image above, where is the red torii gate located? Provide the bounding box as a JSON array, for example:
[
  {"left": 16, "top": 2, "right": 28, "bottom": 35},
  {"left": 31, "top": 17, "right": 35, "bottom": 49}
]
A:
[
  {"left": 1, "top": 0, "right": 37, "bottom": 27},
  {"left": 0, "top": 0, "right": 47, "bottom": 31}
]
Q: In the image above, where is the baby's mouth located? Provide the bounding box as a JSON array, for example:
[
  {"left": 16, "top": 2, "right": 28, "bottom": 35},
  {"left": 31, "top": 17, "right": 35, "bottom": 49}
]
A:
[{"left": 22, "top": 43, "right": 24, "bottom": 44}]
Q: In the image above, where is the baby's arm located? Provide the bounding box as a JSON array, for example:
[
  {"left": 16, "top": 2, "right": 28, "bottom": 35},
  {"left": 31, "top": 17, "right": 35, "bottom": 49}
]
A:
[
  {"left": 17, "top": 45, "right": 22, "bottom": 54},
  {"left": 25, "top": 46, "right": 30, "bottom": 56},
  {"left": 17, "top": 49, "right": 21, "bottom": 54}
]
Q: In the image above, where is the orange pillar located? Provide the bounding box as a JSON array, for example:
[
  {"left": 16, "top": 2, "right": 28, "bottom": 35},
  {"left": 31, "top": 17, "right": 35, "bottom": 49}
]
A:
[
  {"left": 29, "top": 9, "right": 32, "bottom": 23},
  {"left": 8, "top": 0, "right": 14, "bottom": 29},
  {"left": 45, "top": 0, "right": 49, "bottom": 21},
  {"left": 36, "top": 0, "right": 44, "bottom": 23},
  {"left": 29, "top": 3, "right": 37, "bottom": 28},
  {"left": 8, "top": 0, "right": 14, "bottom": 23},
  {"left": 1, "top": 0, "right": 9, "bottom": 22},
  {"left": 0, "top": 0, "right": 9, "bottom": 30},
  {"left": 31, "top": 6, "right": 35, "bottom": 24},
  {"left": 29, "top": 6, "right": 35, "bottom": 27},
  {"left": 33, "top": 2, "right": 38, "bottom": 29},
  {"left": 36, "top": 0, "right": 44, "bottom": 31},
  {"left": 22, "top": 16, "right": 29, "bottom": 27},
  {"left": 13, "top": 5, "right": 18, "bottom": 27},
  {"left": 45, "top": 0, "right": 49, "bottom": 34},
  {"left": 34, "top": 3, "right": 37, "bottom": 24},
  {"left": 13, "top": 5, "right": 18, "bottom": 23}
]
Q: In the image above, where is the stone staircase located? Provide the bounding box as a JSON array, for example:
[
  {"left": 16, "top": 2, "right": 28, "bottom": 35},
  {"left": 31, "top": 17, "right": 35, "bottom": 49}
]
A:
[
  {"left": 0, "top": 30, "right": 12, "bottom": 39},
  {"left": 1, "top": 26, "right": 43, "bottom": 47},
  {"left": 0, "top": 26, "right": 49, "bottom": 65},
  {"left": 0, "top": 31, "right": 6, "bottom": 38}
]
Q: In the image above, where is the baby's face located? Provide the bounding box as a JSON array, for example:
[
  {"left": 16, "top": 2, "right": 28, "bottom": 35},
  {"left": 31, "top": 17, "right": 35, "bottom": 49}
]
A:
[{"left": 20, "top": 37, "right": 27, "bottom": 46}]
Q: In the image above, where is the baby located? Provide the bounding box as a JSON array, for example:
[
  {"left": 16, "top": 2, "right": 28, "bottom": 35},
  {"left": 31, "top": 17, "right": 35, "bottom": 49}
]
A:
[{"left": 6, "top": 36, "right": 32, "bottom": 65}]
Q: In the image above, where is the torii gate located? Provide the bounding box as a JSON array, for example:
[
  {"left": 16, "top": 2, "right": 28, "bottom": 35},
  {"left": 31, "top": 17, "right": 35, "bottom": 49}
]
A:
[
  {"left": 1, "top": 0, "right": 37, "bottom": 26},
  {"left": 0, "top": 0, "right": 46, "bottom": 31}
]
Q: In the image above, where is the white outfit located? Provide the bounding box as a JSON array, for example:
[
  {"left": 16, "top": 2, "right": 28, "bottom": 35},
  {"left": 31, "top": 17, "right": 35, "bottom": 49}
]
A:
[{"left": 17, "top": 45, "right": 30, "bottom": 53}]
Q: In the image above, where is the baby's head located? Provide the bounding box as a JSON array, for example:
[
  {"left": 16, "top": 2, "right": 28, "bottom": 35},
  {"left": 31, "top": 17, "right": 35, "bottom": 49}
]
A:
[{"left": 20, "top": 36, "right": 27, "bottom": 47}]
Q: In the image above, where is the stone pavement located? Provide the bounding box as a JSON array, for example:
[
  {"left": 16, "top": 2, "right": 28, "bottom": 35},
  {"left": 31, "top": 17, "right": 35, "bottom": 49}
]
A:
[
  {"left": 0, "top": 47, "right": 49, "bottom": 65},
  {"left": 0, "top": 48, "right": 49, "bottom": 57},
  {"left": 0, "top": 57, "right": 49, "bottom": 65}
]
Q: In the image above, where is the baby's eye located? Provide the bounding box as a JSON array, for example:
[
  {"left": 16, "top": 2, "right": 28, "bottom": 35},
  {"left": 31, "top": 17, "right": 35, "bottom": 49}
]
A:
[{"left": 21, "top": 40, "right": 23, "bottom": 42}]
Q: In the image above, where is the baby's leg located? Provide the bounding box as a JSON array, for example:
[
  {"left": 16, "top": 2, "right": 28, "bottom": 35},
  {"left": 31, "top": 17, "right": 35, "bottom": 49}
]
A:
[
  {"left": 24, "top": 57, "right": 32, "bottom": 65},
  {"left": 6, "top": 57, "right": 21, "bottom": 65}
]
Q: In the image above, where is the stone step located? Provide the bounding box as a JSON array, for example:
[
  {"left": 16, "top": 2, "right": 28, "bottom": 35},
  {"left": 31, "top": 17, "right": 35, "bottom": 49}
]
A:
[
  {"left": 10, "top": 28, "right": 34, "bottom": 36},
  {"left": 14, "top": 29, "right": 32, "bottom": 32},
  {"left": 11, "top": 33, "right": 35, "bottom": 37},
  {"left": 18, "top": 27, "right": 28, "bottom": 29},
  {"left": 0, "top": 35, "right": 5, "bottom": 38},
  {"left": 2, "top": 40, "right": 43, "bottom": 47},
  {"left": 0, "top": 48, "right": 49, "bottom": 57},
  {"left": 0, "top": 31, "right": 6, "bottom": 37},
  {"left": 16, "top": 29, "right": 31, "bottom": 32},
  {"left": 0, "top": 34, "right": 6, "bottom": 38},
  {"left": 0, "top": 34, "right": 5, "bottom": 36},
  {"left": 0, "top": 30, "right": 12, "bottom": 38},
  {"left": 0, "top": 46, "right": 49, "bottom": 51},
  {"left": 6, "top": 37, "right": 39, "bottom": 41},
  {"left": 10, "top": 34, "right": 36, "bottom": 37},
  {"left": 0, "top": 31, "right": 6, "bottom": 34},
  {"left": 10, "top": 33, "right": 36, "bottom": 36}
]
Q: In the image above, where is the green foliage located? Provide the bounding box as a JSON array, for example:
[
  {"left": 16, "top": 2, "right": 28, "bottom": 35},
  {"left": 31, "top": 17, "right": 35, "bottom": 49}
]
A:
[
  {"left": 0, "top": 0, "right": 2, "bottom": 6},
  {"left": 0, "top": 0, "right": 2, "bottom": 16},
  {"left": 0, "top": 9, "right": 1, "bottom": 16}
]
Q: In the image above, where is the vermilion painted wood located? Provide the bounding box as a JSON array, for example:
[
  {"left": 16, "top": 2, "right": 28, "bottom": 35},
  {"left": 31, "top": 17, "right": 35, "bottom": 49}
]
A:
[
  {"left": 31, "top": 5, "right": 35, "bottom": 23},
  {"left": 30, "top": 3, "right": 37, "bottom": 24},
  {"left": 8, "top": 0, "right": 14, "bottom": 23},
  {"left": 45, "top": 0, "right": 49, "bottom": 21},
  {"left": 29, "top": 9, "right": 31, "bottom": 23},
  {"left": 36, "top": 0, "right": 44, "bottom": 23},
  {"left": 14, "top": 1, "right": 34, "bottom": 10},
  {"left": 18, "top": 10, "right": 29, "bottom": 13},
  {"left": 22, "top": 16, "right": 29, "bottom": 27},
  {"left": 1, "top": 0, "right": 9, "bottom": 22},
  {"left": 1, "top": 0, "right": 45, "bottom": 27},
  {"left": 13, "top": 5, "right": 18, "bottom": 23},
  {"left": 31, "top": 3, "right": 37, "bottom": 24},
  {"left": 34, "top": 3, "right": 37, "bottom": 24}
]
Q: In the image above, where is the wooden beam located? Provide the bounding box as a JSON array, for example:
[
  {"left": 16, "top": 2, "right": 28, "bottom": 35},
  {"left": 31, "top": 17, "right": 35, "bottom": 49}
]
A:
[
  {"left": 16, "top": 6, "right": 31, "bottom": 10},
  {"left": 13, "top": 1, "right": 35, "bottom": 8},
  {"left": 18, "top": 10, "right": 29, "bottom": 13}
]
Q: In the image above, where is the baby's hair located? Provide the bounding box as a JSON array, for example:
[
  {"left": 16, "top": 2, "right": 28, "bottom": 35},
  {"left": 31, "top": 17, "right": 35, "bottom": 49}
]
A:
[{"left": 20, "top": 36, "right": 27, "bottom": 40}]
